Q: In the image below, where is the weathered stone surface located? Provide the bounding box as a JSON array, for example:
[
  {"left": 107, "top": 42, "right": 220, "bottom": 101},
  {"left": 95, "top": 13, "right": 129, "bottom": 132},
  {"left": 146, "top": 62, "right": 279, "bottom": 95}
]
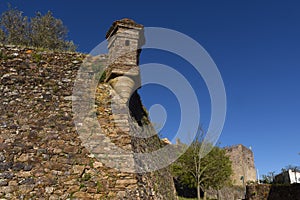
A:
[
  {"left": 0, "top": 153, "right": 5, "bottom": 162},
  {"left": 0, "top": 18, "right": 177, "bottom": 200},
  {"left": 72, "top": 165, "right": 85, "bottom": 175},
  {"left": 225, "top": 144, "right": 257, "bottom": 186},
  {"left": 8, "top": 180, "right": 18, "bottom": 186},
  {"left": 0, "top": 179, "right": 8, "bottom": 186},
  {"left": 73, "top": 191, "right": 93, "bottom": 199},
  {"left": 17, "top": 154, "right": 29, "bottom": 162},
  {"left": 93, "top": 161, "right": 103, "bottom": 168},
  {"left": 246, "top": 183, "right": 300, "bottom": 200},
  {"left": 206, "top": 186, "right": 245, "bottom": 200},
  {"left": 0, "top": 186, "right": 14, "bottom": 194},
  {"left": 19, "top": 185, "right": 34, "bottom": 193},
  {"left": 45, "top": 186, "right": 54, "bottom": 194},
  {"left": 115, "top": 179, "right": 138, "bottom": 188}
]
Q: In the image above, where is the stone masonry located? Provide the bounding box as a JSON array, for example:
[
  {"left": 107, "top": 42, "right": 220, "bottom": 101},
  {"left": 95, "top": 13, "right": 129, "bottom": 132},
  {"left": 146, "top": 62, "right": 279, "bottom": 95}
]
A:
[
  {"left": 0, "top": 18, "right": 177, "bottom": 199},
  {"left": 225, "top": 144, "right": 257, "bottom": 186}
]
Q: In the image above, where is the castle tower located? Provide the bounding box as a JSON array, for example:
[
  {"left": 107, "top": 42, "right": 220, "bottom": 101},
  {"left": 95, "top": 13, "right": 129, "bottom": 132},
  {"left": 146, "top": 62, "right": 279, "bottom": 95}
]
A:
[
  {"left": 104, "top": 19, "right": 144, "bottom": 103},
  {"left": 225, "top": 144, "right": 257, "bottom": 186},
  {"left": 106, "top": 18, "right": 144, "bottom": 70}
]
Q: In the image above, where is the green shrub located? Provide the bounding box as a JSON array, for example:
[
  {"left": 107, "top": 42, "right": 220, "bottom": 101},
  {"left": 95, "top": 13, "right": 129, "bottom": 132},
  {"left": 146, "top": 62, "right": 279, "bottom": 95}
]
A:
[{"left": 0, "top": 5, "right": 76, "bottom": 51}]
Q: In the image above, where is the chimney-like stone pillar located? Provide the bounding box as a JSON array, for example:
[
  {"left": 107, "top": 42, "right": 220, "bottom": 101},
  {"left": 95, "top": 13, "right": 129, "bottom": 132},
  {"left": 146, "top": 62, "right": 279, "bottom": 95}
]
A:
[{"left": 105, "top": 18, "right": 144, "bottom": 104}]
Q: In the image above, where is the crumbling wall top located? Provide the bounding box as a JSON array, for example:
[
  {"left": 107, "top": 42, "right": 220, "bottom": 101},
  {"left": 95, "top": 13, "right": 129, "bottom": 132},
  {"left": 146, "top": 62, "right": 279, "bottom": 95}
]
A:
[{"left": 106, "top": 18, "right": 143, "bottom": 39}]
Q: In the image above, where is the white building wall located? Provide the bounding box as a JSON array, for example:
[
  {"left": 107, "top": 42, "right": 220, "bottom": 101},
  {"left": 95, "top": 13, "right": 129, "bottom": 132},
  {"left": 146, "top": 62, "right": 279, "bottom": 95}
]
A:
[{"left": 288, "top": 169, "right": 300, "bottom": 183}]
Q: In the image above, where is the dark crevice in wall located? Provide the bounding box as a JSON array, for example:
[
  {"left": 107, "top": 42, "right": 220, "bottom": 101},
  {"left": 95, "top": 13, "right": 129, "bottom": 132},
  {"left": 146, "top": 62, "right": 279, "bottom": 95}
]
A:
[{"left": 128, "top": 91, "right": 147, "bottom": 126}]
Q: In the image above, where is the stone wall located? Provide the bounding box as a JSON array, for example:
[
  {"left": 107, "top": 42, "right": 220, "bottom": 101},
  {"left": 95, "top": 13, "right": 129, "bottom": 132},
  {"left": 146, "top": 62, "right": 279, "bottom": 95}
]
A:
[
  {"left": 246, "top": 183, "right": 300, "bottom": 200},
  {"left": 225, "top": 144, "right": 257, "bottom": 186},
  {"left": 0, "top": 44, "right": 177, "bottom": 199},
  {"left": 206, "top": 186, "right": 245, "bottom": 200}
]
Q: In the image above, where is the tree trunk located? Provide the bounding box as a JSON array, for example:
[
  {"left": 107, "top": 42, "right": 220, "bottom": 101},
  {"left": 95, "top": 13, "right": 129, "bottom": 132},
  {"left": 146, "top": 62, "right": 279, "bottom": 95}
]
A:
[
  {"left": 217, "top": 189, "right": 220, "bottom": 200},
  {"left": 203, "top": 191, "right": 207, "bottom": 200},
  {"left": 197, "top": 184, "right": 201, "bottom": 200}
]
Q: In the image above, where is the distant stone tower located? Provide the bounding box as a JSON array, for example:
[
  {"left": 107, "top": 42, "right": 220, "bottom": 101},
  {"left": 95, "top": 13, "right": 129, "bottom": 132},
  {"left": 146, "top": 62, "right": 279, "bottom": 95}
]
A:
[
  {"left": 105, "top": 18, "right": 145, "bottom": 103},
  {"left": 225, "top": 144, "right": 257, "bottom": 186}
]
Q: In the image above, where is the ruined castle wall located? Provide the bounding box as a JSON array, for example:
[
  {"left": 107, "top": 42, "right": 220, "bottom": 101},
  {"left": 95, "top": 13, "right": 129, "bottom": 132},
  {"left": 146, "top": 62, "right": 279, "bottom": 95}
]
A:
[
  {"left": 0, "top": 45, "right": 176, "bottom": 199},
  {"left": 246, "top": 183, "right": 300, "bottom": 200},
  {"left": 225, "top": 144, "right": 257, "bottom": 186}
]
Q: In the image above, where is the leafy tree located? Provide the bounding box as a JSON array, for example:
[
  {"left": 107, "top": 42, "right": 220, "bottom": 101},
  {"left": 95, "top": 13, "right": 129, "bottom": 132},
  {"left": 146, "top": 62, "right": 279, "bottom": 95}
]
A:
[
  {"left": 282, "top": 165, "right": 299, "bottom": 172},
  {"left": 0, "top": 6, "right": 76, "bottom": 51},
  {"left": 0, "top": 29, "right": 5, "bottom": 43},
  {"left": 171, "top": 129, "right": 232, "bottom": 200},
  {"left": 30, "top": 11, "right": 76, "bottom": 51},
  {"left": 0, "top": 6, "right": 29, "bottom": 45},
  {"left": 261, "top": 171, "right": 275, "bottom": 184}
]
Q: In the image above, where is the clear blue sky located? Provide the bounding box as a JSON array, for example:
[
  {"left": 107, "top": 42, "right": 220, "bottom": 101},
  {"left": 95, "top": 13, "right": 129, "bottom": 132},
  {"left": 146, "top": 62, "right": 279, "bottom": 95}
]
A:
[{"left": 1, "top": 0, "right": 300, "bottom": 178}]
